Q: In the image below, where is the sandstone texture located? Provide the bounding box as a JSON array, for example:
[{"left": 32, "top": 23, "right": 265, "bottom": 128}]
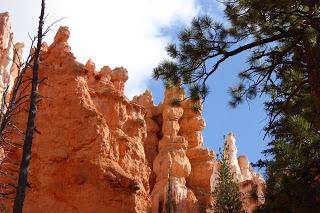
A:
[
  {"left": 224, "top": 133, "right": 266, "bottom": 213},
  {"left": 0, "top": 12, "right": 24, "bottom": 96},
  {"left": 0, "top": 13, "right": 265, "bottom": 213}
]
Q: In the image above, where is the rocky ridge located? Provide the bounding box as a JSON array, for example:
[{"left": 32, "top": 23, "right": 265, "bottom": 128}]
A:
[{"left": 0, "top": 12, "right": 265, "bottom": 212}]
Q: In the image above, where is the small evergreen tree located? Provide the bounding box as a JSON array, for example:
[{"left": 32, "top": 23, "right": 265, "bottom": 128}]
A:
[
  {"left": 153, "top": 0, "right": 320, "bottom": 211},
  {"left": 212, "top": 151, "right": 245, "bottom": 213}
]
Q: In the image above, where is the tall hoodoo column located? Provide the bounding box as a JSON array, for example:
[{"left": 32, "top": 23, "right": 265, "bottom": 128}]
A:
[
  {"left": 224, "top": 132, "right": 242, "bottom": 181},
  {"left": 151, "top": 88, "right": 198, "bottom": 213},
  {"left": 238, "top": 155, "right": 253, "bottom": 181},
  {"left": 9, "top": 42, "right": 24, "bottom": 81},
  {"left": 180, "top": 99, "right": 217, "bottom": 209},
  {"left": 223, "top": 133, "right": 266, "bottom": 213},
  {"left": 0, "top": 11, "right": 10, "bottom": 101},
  {"left": 132, "top": 90, "right": 161, "bottom": 191},
  {"left": 0, "top": 12, "right": 11, "bottom": 67},
  {"left": 0, "top": 12, "right": 24, "bottom": 95},
  {"left": 179, "top": 100, "right": 205, "bottom": 149}
]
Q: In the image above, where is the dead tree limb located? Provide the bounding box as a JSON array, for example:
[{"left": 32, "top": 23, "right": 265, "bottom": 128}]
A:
[{"left": 13, "top": 0, "right": 45, "bottom": 212}]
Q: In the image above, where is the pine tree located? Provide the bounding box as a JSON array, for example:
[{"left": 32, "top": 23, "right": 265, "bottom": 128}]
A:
[
  {"left": 212, "top": 151, "right": 244, "bottom": 213},
  {"left": 153, "top": 0, "right": 320, "bottom": 211},
  {"left": 153, "top": 0, "right": 320, "bottom": 116},
  {"left": 255, "top": 79, "right": 320, "bottom": 212}
]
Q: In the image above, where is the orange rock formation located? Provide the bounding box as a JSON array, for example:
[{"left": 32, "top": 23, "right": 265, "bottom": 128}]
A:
[
  {"left": 0, "top": 12, "right": 24, "bottom": 95},
  {"left": 0, "top": 13, "right": 265, "bottom": 213}
]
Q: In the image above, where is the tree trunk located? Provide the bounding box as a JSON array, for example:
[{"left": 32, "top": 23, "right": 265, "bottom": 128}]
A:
[
  {"left": 304, "top": 3, "right": 320, "bottom": 123},
  {"left": 303, "top": 28, "right": 320, "bottom": 128},
  {"left": 13, "top": 0, "right": 45, "bottom": 212}
]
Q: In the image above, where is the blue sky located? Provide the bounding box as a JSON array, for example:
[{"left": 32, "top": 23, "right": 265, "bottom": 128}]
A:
[
  {"left": 1, "top": 0, "right": 270, "bottom": 169},
  {"left": 150, "top": 0, "right": 270, "bottom": 167},
  {"left": 148, "top": 55, "right": 269, "bottom": 168}
]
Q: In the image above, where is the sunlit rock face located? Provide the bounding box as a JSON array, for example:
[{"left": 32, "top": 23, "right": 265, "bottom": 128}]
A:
[
  {"left": 0, "top": 13, "right": 10, "bottom": 160},
  {"left": 1, "top": 26, "right": 151, "bottom": 213},
  {"left": 0, "top": 13, "right": 265, "bottom": 213},
  {"left": 0, "top": 12, "right": 24, "bottom": 96},
  {"left": 148, "top": 88, "right": 198, "bottom": 213},
  {"left": 0, "top": 12, "right": 11, "bottom": 70},
  {"left": 0, "top": 13, "right": 24, "bottom": 209},
  {"left": 223, "top": 133, "right": 266, "bottom": 213},
  {"left": 224, "top": 133, "right": 243, "bottom": 181}
]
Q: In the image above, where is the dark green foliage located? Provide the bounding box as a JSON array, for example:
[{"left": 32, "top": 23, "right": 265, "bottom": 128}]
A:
[
  {"left": 154, "top": 0, "right": 320, "bottom": 211},
  {"left": 170, "top": 97, "right": 181, "bottom": 107},
  {"left": 191, "top": 103, "right": 202, "bottom": 112},
  {"left": 255, "top": 116, "right": 320, "bottom": 212},
  {"left": 212, "top": 151, "right": 245, "bottom": 213},
  {"left": 153, "top": 0, "right": 320, "bottom": 120}
]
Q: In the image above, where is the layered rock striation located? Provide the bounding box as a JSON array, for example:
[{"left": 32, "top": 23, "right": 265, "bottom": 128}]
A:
[{"left": 0, "top": 13, "right": 265, "bottom": 213}]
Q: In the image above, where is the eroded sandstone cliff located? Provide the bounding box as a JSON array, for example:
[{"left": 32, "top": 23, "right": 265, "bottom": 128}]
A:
[
  {"left": 0, "top": 13, "right": 265, "bottom": 213},
  {"left": 0, "top": 12, "right": 24, "bottom": 95}
]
